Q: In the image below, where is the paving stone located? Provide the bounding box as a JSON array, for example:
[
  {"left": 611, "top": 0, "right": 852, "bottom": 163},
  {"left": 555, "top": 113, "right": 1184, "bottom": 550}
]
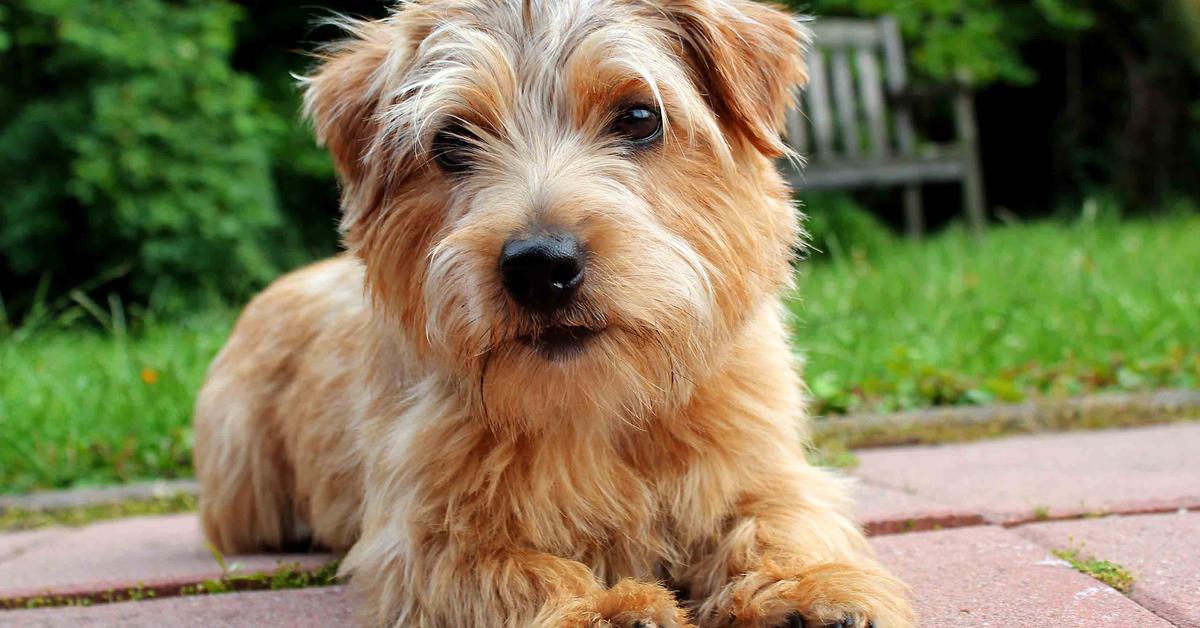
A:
[
  {"left": 854, "top": 423, "right": 1200, "bottom": 524},
  {"left": 871, "top": 525, "right": 1171, "bottom": 627},
  {"left": 1017, "top": 511, "right": 1200, "bottom": 627},
  {"left": 0, "top": 529, "right": 64, "bottom": 566},
  {"left": 0, "top": 585, "right": 355, "bottom": 627},
  {"left": 0, "top": 515, "right": 331, "bottom": 601},
  {"left": 0, "top": 523, "right": 1173, "bottom": 627},
  {"left": 851, "top": 482, "right": 984, "bottom": 535}
]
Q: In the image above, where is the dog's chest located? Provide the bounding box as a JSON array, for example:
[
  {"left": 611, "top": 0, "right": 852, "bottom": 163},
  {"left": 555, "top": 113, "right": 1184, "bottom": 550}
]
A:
[{"left": 429, "top": 427, "right": 726, "bottom": 577}]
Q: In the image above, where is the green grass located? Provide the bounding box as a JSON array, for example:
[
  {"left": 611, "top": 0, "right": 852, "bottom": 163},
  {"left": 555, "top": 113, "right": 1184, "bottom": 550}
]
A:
[
  {"left": 790, "top": 214, "right": 1200, "bottom": 415},
  {"left": 0, "top": 309, "right": 234, "bottom": 494},
  {"left": 1, "top": 214, "right": 1198, "bottom": 494}
]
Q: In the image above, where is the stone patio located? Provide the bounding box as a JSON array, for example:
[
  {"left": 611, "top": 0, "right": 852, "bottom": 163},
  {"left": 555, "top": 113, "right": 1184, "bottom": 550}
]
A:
[{"left": 2, "top": 422, "right": 1197, "bottom": 627}]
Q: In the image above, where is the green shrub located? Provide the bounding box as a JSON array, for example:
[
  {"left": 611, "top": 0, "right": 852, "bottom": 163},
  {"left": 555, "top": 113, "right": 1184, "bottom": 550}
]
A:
[{"left": 0, "top": 0, "right": 285, "bottom": 303}]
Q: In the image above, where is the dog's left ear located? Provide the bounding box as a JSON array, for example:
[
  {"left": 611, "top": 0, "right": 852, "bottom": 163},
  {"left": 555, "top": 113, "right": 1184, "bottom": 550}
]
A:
[
  {"left": 301, "top": 23, "right": 396, "bottom": 186},
  {"left": 660, "top": 0, "right": 810, "bottom": 157}
]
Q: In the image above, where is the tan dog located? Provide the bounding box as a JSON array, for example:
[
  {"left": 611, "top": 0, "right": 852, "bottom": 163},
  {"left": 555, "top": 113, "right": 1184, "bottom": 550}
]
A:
[{"left": 193, "top": 1, "right": 914, "bottom": 626}]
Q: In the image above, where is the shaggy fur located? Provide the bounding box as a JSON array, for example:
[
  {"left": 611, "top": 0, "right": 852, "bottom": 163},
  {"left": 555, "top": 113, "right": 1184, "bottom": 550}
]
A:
[{"left": 193, "top": 1, "right": 916, "bottom": 626}]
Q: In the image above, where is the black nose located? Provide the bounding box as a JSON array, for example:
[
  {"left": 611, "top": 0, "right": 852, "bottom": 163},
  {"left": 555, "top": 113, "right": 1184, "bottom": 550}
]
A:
[{"left": 500, "top": 231, "right": 585, "bottom": 313}]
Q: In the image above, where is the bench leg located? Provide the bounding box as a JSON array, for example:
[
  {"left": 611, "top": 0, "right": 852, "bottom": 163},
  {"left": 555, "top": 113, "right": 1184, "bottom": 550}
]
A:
[
  {"left": 955, "top": 90, "right": 987, "bottom": 235},
  {"left": 903, "top": 185, "right": 924, "bottom": 239}
]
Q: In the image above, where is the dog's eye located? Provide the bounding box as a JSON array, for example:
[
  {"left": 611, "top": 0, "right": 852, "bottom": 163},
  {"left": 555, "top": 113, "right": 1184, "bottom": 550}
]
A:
[
  {"left": 611, "top": 106, "right": 662, "bottom": 146},
  {"left": 432, "top": 124, "right": 475, "bottom": 174}
]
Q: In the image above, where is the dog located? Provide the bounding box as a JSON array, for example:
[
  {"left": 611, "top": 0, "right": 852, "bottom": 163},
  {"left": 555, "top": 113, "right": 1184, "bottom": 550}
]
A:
[{"left": 192, "top": 1, "right": 915, "bottom": 626}]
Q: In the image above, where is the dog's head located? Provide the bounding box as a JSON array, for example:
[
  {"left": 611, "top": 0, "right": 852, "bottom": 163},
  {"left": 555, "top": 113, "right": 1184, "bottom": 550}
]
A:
[{"left": 303, "top": 0, "right": 809, "bottom": 432}]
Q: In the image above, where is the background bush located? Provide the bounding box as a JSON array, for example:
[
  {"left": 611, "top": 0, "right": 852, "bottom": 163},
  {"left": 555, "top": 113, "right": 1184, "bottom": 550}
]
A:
[
  {"left": 1, "top": 0, "right": 1197, "bottom": 313},
  {"left": 0, "top": 1, "right": 292, "bottom": 310}
]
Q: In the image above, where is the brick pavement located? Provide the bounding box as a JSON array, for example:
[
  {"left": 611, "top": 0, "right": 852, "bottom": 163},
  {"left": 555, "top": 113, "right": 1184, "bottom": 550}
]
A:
[{"left": 2, "top": 423, "right": 1197, "bottom": 626}]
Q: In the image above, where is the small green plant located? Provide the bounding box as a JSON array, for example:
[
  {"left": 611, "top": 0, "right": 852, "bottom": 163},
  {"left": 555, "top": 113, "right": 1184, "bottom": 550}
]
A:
[
  {"left": 1053, "top": 548, "right": 1135, "bottom": 594},
  {"left": 0, "top": 584, "right": 157, "bottom": 611},
  {"left": 1032, "top": 506, "right": 1051, "bottom": 521},
  {"left": 181, "top": 558, "right": 343, "bottom": 596},
  {"left": 0, "top": 559, "right": 342, "bottom": 610}
]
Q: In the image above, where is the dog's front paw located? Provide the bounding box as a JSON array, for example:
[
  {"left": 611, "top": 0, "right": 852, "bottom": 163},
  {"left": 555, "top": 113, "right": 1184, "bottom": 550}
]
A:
[
  {"left": 710, "top": 561, "right": 914, "bottom": 628},
  {"left": 595, "top": 579, "right": 692, "bottom": 628},
  {"left": 543, "top": 579, "right": 692, "bottom": 628}
]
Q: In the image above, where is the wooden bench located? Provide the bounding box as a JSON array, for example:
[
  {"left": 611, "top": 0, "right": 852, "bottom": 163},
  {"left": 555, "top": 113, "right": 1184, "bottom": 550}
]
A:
[{"left": 784, "top": 16, "right": 986, "bottom": 237}]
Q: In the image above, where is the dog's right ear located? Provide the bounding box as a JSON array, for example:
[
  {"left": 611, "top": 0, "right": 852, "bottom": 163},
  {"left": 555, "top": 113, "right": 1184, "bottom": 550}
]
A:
[{"left": 301, "top": 20, "right": 399, "bottom": 185}]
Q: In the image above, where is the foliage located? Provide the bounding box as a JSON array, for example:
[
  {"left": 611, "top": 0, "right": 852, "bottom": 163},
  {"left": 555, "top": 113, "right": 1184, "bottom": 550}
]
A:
[
  {"left": 0, "top": 1, "right": 289, "bottom": 306},
  {"left": 792, "top": 0, "right": 1174, "bottom": 86}
]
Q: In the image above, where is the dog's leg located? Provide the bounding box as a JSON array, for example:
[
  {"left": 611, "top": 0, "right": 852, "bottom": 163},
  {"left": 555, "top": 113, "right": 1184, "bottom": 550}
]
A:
[
  {"left": 194, "top": 385, "right": 300, "bottom": 554},
  {"left": 686, "top": 466, "right": 914, "bottom": 628},
  {"left": 344, "top": 537, "right": 691, "bottom": 627}
]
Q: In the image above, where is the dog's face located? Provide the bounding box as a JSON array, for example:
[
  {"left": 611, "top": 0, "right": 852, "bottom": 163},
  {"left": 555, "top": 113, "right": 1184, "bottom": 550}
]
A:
[{"left": 304, "top": 0, "right": 809, "bottom": 432}]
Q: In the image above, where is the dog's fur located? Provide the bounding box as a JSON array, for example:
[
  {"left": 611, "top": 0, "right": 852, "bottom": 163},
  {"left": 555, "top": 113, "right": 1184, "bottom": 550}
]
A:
[{"left": 192, "top": 1, "right": 915, "bottom": 626}]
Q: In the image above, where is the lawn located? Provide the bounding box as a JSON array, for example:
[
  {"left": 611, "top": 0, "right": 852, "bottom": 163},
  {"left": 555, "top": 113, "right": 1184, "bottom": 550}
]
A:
[
  {"left": 2, "top": 214, "right": 1198, "bottom": 494},
  {"left": 1, "top": 309, "right": 233, "bottom": 494},
  {"left": 791, "top": 213, "right": 1200, "bottom": 414}
]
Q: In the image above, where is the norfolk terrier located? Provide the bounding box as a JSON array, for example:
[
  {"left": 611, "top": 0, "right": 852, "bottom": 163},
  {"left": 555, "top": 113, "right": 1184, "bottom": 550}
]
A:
[{"left": 193, "top": 1, "right": 915, "bottom": 626}]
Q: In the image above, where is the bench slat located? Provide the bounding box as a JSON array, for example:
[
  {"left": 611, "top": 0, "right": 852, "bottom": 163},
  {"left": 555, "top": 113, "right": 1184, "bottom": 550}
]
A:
[
  {"left": 805, "top": 48, "right": 836, "bottom": 159},
  {"left": 830, "top": 49, "right": 861, "bottom": 159},
  {"left": 880, "top": 16, "right": 915, "bottom": 156},
  {"left": 856, "top": 48, "right": 889, "bottom": 158},
  {"left": 785, "top": 94, "right": 809, "bottom": 155}
]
